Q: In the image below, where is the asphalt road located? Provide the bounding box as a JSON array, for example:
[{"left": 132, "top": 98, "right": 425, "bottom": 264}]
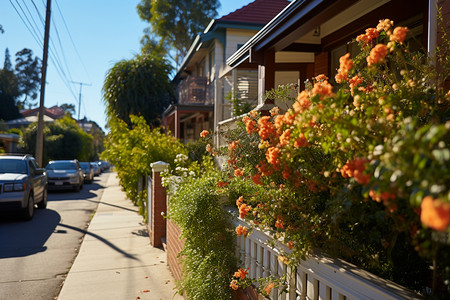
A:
[{"left": 0, "top": 171, "right": 111, "bottom": 300}]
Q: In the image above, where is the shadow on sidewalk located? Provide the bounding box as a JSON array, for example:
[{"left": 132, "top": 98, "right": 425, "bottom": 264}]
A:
[{"left": 58, "top": 223, "right": 139, "bottom": 260}]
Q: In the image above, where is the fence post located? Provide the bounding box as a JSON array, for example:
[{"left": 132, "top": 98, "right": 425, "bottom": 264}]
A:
[{"left": 149, "top": 161, "right": 169, "bottom": 247}]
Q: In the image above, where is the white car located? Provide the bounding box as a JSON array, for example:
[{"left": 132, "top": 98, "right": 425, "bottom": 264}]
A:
[
  {"left": 46, "top": 160, "right": 84, "bottom": 192},
  {"left": 0, "top": 154, "right": 48, "bottom": 220}
]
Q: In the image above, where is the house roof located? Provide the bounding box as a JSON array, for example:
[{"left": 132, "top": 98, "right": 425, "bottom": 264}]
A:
[
  {"left": 20, "top": 105, "right": 65, "bottom": 119},
  {"left": 219, "top": 0, "right": 291, "bottom": 25},
  {"left": 173, "top": 0, "right": 290, "bottom": 84}
]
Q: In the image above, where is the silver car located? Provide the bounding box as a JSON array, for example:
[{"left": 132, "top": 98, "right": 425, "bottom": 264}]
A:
[
  {"left": 80, "top": 162, "right": 94, "bottom": 183},
  {"left": 46, "top": 160, "right": 84, "bottom": 192},
  {"left": 0, "top": 154, "right": 48, "bottom": 220}
]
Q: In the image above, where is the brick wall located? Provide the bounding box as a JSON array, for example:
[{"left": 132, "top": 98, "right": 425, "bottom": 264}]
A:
[{"left": 167, "top": 219, "right": 184, "bottom": 282}]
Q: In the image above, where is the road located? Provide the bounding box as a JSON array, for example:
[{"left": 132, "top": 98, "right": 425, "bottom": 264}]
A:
[{"left": 0, "top": 171, "right": 111, "bottom": 300}]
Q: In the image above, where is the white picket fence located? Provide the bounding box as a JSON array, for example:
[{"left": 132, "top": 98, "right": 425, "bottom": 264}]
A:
[{"left": 232, "top": 216, "right": 422, "bottom": 300}]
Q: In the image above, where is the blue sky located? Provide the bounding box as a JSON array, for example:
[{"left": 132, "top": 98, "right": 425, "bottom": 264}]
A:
[{"left": 0, "top": 0, "right": 253, "bottom": 132}]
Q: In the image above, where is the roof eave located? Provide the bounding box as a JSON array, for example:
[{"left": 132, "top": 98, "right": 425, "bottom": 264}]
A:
[{"left": 227, "top": 0, "right": 317, "bottom": 67}]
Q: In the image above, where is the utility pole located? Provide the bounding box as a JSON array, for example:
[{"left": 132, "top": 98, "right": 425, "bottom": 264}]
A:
[
  {"left": 35, "top": 0, "right": 51, "bottom": 166},
  {"left": 71, "top": 81, "right": 91, "bottom": 120}
]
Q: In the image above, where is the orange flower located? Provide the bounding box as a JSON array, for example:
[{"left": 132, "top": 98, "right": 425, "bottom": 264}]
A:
[
  {"left": 239, "top": 203, "right": 251, "bottom": 218},
  {"left": 390, "top": 26, "right": 409, "bottom": 44},
  {"left": 279, "top": 129, "right": 291, "bottom": 146},
  {"left": 269, "top": 106, "right": 280, "bottom": 116},
  {"left": 341, "top": 158, "right": 370, "bottom": 185},
  {"left": 230, "top": 280, "right": 239, "bottom": 290},
  {"left": 311, "top": 80, "right": 335, "bottom": 98},
  {"left": 234, "top": 268, "right": 248, "bottom": 279},
  {"left": 265, "top": 147, "right": 280, "bottom": 169},
  {"left": 234, "top": 168, "right": 244, "bottom": 177},
  {"left": 236, "top": 196, "right": 243, "bottom": 208},
  {"left": 293, "top": 90, "right": 311, "bottom": 113},
  {"left": 274, "top": 114, "right": 286, "bottom": 130},
  {"left": 235, "top": 225, "right": 249, "bottom": 237},
  {"left": 258, "top": 116, "right": 276, "bottom": 140},
  {"left": 367, "top": 44, "right": 388, "bottom": 66},
  {"left": 257, "top": 160, "right": 274, "bottom": 177},
  {"left": 335, "top": 53, "right": 353, "bottom": 83},
  {"left": 293, "top": 133, "right": 308, "bottom": 148},
  {"left": 206, "top": 144, "right": 212, "bottom": 152},
  {"left": 349, "top": 75, "right": 363, "bottom": 91},
  {"left": 356, "top": 28, "right": 379, "bottom": 44},
  {"left": 251, "top": 173, "right": 263, "bottom": 185},
  {"left": 376, "top": 19, "right": 394, "bottom": 32},
  {"left": 245, "top": 119, "right": 258, "bottom": 134},
  {"left": 217, "top": 181, "right": 229, "bottom": 188},
  {"left": 275, "top": 215, "right": 284, "bottom": 229},
  {"left": 315, "top": 74, "right": 328, "bottom": 81},
  {"left": 200, "top": 130, "right": 209, "bottom": 138},
  {"left": 228, "top": 140, "right": 239, "bottom": 151},
  {"left": 283, "top": 111, "right": 296, "bottom": 126},
  {"left": 287, "top": 241, "right": 294, "bottom": 249},
  {"left": 420, "top": 196, "right": 450, "bottom": 231},
  {"left": 264, "top": 283, "right": 275, "bottom": 295}
]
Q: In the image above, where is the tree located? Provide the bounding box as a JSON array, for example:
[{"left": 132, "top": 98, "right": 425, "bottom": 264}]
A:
[
  {"left": 0, "top": 48, "right": 19, "bottom": 99},
  {"left": 60, "top": 103, "right": 76, "bottom": 116},
  {"left": 15, "top": 48, "right": 41, "bottom": 109},
  {"left": 103, "top": 53, "right": 173, "bottom": 127},
  {"left": 0, "top": 92, "right": 21, "bottom": 121},
  {"left": 137, "top": 0, "right": 220, "bottom": 67},
  {"left": 19, "top": 115, "right": 96, "bottom": 165}
]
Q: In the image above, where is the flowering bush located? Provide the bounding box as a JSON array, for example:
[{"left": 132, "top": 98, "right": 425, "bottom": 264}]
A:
[{"left": 211, "top": 19, "right": 450, "bottom": 296}]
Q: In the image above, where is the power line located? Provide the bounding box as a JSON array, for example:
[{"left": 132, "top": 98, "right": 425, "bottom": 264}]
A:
[
  {"left": 54, "top": 0, "right": 92, "bottom": 83},
  {"left": 9, "top": 0, "right": 43, "bottom": 48},
  {"left": 10, "top": 0, "right": 86, "bottom": 107}
]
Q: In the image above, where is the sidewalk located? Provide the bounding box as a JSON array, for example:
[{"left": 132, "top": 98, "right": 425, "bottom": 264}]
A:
[{"left": 57, "top": 172, "right": 183, "bottom": 300}]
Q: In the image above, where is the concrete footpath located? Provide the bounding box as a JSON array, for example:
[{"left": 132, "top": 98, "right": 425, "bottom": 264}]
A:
[{"left": 57, "top": 172, "right": 183, "bottom": 300}]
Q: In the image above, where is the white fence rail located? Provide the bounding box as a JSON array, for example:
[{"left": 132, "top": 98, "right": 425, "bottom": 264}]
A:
[{"left": 232, "top": 216, "right": 422, "bottom": 300}]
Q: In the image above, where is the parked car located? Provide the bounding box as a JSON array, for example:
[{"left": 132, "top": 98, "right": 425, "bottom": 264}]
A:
[
  {"left": 0, "top": 154, "right": 48, "bottom": 220},
  {"left": 98, "top": 160, "right": 110, "bottom": 171},
  {"left": 90, "top": 162, "right": 101, "bottom": 176},
  {"left": 79, "top": 162, "right": 94, "bottom": 183},
  {"left": 46, "top": 160, "right": 84, "bottom": 192}
]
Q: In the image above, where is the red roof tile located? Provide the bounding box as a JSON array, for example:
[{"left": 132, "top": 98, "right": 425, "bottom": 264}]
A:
[{"left": 219, "top": 0, "right": 290, "bottom": 25}]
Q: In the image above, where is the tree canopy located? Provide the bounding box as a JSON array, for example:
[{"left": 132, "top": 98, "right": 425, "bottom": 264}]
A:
[
  {"left": 137, "top": 0, "right": 220, "bottom": 67},
  {"left": 15, "top": 48, "right": 41, "bottom": 109},
  {"left": 102, "top": 53, "right": 173, "bottom": 127},
  {"left": 19, "top": 115, "right": 96, "bottom": 165}
]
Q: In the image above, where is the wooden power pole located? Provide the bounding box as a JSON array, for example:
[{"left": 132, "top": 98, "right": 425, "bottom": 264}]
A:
[{"left": 35, "top": 0, "right": 51, "bottom": 166}]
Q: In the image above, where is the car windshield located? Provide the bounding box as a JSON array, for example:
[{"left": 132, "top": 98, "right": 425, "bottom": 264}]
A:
[
  {"left": 46, "top": 162, "right": 77, "bottom": 171},
  {"left": 80, "top": 163, "right": 90, "bottom": 170},
  {"left": 0, "top": 159, "right": 27, "bottom": 174}
]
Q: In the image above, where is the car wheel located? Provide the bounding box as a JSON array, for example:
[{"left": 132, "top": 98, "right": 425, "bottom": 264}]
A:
[
  {"left": 37, "top": 187, "right": 47, "bottom": 209},
  {"left": 22, "top": 193, "right": 34, "bottom": 221}
]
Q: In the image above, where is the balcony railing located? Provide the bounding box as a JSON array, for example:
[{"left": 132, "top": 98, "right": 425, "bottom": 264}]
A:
[
  {"left": 176, "top": 76, "right": 212, "bottom": 105},
  {"left": 232, "top": 215, "right": 422, "bottom": 300}
]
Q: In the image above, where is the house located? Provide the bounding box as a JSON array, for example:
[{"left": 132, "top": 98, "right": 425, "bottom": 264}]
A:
[
  {"left": 162, "top": 0, "right": 290, "bottom": 144},
  {"left": 218, "top": 0, "right": 445, "bottom": 143},
  {"left": 5, "top": 105, "right": 66, "bottom": 130},
  {"left": 0, "top": 133, "right": 20, "bottom": 153}
]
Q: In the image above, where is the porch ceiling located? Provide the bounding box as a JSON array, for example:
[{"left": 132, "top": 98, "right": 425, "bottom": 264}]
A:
[{"left": 228, "top": 0, "right": 425, "bottom": 67}]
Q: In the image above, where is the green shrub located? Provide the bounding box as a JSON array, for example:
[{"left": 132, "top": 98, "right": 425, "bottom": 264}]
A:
[{"left": 168, "top": 174, "right": 237, "bottom": 300}]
